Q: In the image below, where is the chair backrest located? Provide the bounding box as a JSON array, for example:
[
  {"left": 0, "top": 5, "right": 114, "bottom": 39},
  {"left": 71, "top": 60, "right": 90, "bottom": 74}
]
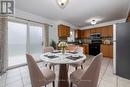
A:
[
  {"left": 26, "top": 54, "right": 44, "bottom": 87},
  {"left": 76, "top": 47, "right": 83, "bottom": 54},
  {"left": 67, "top": 44, "right": 78, "bottom": 52},
  {"left": 43, "top": 47, "right": 54, "bottom": 53},
  {"left": 78, "top": 53, "right": 103, "bottom": 87}
]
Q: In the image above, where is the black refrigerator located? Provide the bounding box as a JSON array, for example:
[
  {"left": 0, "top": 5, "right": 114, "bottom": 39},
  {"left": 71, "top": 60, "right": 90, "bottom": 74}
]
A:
[{"left": 115, "top": 22, "right": 130, "bottom": 80}]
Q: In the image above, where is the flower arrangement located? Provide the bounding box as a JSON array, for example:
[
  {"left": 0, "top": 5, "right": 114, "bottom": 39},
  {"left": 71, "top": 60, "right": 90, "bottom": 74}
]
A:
[{"left": 58, "top": 41, "right": 68, "bottom": 54}]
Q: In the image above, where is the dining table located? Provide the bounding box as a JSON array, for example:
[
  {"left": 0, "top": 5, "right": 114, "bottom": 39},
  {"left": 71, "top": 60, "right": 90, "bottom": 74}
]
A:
[{"left": 40, "top": 51, "right": 86, "bottom": 87}]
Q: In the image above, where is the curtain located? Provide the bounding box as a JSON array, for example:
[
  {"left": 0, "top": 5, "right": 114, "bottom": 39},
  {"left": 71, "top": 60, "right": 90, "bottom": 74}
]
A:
[
  {"left": 44, "top": 24, "right": 49, "bottom": 47},
  {"left": 0, "top": 17, "right": 8, "bottom": 75}
]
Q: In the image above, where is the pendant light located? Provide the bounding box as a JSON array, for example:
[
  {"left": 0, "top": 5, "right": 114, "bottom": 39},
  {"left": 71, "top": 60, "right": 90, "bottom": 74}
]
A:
[{"left": 56, "top": 0, "right": 69, "bottom": 9}]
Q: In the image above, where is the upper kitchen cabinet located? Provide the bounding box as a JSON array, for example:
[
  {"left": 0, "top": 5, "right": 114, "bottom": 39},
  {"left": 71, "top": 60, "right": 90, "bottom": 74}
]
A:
[
  {"left": 84, "top": 29, "right": 91, "bottom": 38},
  {"left": 75, "top": 29, "right": 85, "bottom": 39},
  {"left": 58, "top": 24, "right": 70, "bottom": 37},
  {"left": 90, "top": 28, "right": 96, "bottom": 33},
  {"left": 101, "top": 26, "right": 113, "bottom": 37},
  {"left": 90, "top": 28, "right": 102, "bottom": 34}
]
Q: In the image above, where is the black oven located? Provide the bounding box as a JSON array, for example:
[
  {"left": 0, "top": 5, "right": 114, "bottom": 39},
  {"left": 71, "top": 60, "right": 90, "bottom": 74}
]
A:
[
  {"left": 89, "top": 33, "right": 101, "bottom": 55},
  {"left": 90, "top": 33, "right": 102, "bottom": 43}
]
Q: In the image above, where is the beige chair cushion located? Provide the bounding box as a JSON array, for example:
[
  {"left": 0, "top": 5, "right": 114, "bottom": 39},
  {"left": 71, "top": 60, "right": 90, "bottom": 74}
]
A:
[
  {"left": 70, "top": 69, "right": 85, "bottom": 85},
  {"left": 70, "top": 61, "right": 84, "bottom": 67},
  {"left": 39, "top": 67, "right": 55, "bottom": 85}
]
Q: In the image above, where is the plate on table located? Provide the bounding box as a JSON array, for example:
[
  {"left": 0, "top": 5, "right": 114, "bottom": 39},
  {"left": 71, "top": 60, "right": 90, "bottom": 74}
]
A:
[
  {"left": 44, "top": 54, "right": 58, "bottom": 59},
  {"left": 66, "top": 55, "right": 83, "bottom": 60}
]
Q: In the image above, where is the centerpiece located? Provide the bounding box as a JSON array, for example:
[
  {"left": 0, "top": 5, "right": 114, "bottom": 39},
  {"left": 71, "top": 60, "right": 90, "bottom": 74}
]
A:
[{"left": 58, "top": 41, "right": 68, "bottom": 54}]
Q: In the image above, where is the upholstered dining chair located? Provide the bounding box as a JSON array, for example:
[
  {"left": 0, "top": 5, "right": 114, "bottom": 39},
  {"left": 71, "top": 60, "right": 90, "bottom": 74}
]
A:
[
  {"left": 43, "top": 47, "right": 54, "bottom": 53},
  {"left": 67, "top": 44, "right": 78, "bottom": 52},
  {"left": 26, "top": 54, "right": 55, "bottom": 87},
  {"left": 70, "top": 47, "right": 85, "bottom": 70},
  {"left": 43, "top": 47, "right": 55, "bottom": 69},
  {"left": 70, "top": 53, "right": 103, "bottom": 87}
]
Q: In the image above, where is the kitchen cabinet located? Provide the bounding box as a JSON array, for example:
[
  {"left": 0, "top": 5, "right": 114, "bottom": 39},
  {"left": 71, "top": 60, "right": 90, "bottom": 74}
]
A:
[
  {"left": 75, "top": 30, "right": 85, "bottom": 39},
  {"left": 101, "top": 26, "right": 113, "bottom": 37},
  {"left": 80, "top": 30, "right": 85, "bottom": 38},
  {"left": 108, "top": 26, "right": 113, "bottom": 37},
  {"left": 79, "top": 44, "right": 89, "bottom": 54},
  {"left": 76, "top": 25, "right": 113, "bottom": 39},
  {"left": 95, "top": 28, "right": 102, "bottom": 34},
  {"left": 90, "top": 29, "right": 96, "bottom": 34},
  {"left": 101, "top": 44, "right": 113, "bottom": 58},
  {"left": 58, "top": 24, "right": 70, "bottom": 37},
  {"left": 84, "top": 29, "right": 91, "bottom": 38}
]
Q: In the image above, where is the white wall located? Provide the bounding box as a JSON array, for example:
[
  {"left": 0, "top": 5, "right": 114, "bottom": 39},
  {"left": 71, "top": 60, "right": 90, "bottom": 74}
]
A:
[
  {"left": 81, "top": 19, "right": 126, "bottom": 30},
  {"left": 14, "top": 9, "right": 77, "bottom": 45}
]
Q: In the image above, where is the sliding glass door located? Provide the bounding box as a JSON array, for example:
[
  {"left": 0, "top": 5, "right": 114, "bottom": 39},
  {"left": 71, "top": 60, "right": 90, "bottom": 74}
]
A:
[
  {"left": 29, "top": 25, "right": 43, "bottom": 61},
  {"left": 8, "top": 21, "right": 43, "bottom": 67},
  {"left": 8, "top": 22, "right": 27, "bottom": 67}
]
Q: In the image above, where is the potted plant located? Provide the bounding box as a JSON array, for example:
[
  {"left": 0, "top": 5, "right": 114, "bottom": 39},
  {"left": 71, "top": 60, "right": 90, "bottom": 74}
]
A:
[{"left": 50, "top": 40, "right": 57, "bottom": 49}]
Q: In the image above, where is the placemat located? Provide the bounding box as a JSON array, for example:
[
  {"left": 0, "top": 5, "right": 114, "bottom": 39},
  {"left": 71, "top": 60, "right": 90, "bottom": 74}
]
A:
[
  {"left": 44, "top": 55, "right": 58, "bottom": 59},
  {"left": 66, "top": 56, "right": 83, "bottom": 60}
]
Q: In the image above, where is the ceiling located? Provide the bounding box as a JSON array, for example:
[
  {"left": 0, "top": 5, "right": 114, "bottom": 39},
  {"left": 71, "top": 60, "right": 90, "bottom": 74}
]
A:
[{"left": 15, "top": 0, "right": 130, "bottom": 27}]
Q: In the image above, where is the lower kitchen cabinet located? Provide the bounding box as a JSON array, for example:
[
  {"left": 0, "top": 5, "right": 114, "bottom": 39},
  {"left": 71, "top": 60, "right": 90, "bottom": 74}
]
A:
[
  {"left": 100, "top": 44, "right": 113, "bottom": 58},
  {"left": 79, "top": 44, "right": 89, "bottom": 54}
]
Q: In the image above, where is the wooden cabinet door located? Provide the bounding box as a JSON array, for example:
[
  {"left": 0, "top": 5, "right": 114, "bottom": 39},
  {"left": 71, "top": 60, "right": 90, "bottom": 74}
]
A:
[
  {"left": 80, "top": 30, "right": 85, "bottom": 38},
  {"left": 101, "top": 45, "right": 109, "bottom": 57},
  {"left": 95, "top": 28, "right": 102, "bottom": 34},
  {"left": 80, "top": 45, "right": 88, "bottom": 54},
  {"left": 108, "top": 26, "right": 113, "bottom": 37},
  {"left": 85, "top": 29, "right": 91, "bottom": 38},
  {"left": 90, "top": 29, "right": 96, "bottom": 34},
  {"left": 101, "top": 28, "right": 108, "bottom": 37},
  {"left": 101, "top": 44, "right": 113, "bottom": 58},
  {"left": 58, "top": 25, "right": 70, "bottom": 37},
  {"left": 101, "top": 26, "right": 113, "bottom": 37},
  {"left": 109, "top": 45, "right": 113, "bottom": 58}
]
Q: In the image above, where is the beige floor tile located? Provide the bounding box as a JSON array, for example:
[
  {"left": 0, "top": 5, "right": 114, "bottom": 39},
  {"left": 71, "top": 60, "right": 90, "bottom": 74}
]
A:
[
  {"left": 6, "top": 76, "right": 22, "bottom": 84},
  {"left": 5, "top": 80, "right": 23, "bottom": 87},
  {"left": 99, "top": 79, "right": 117, "bottom": 87},
  {"left": 118, "top": 76, "right": 130, "bottom": 87}
]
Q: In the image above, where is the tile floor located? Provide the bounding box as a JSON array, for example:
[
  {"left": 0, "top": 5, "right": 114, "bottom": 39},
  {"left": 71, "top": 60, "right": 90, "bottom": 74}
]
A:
[
  {"left": 0, "top": 56, "right": 130, "bottom": 87},
  {"left": 8, "top": 53, "right": 42, "bottom": 67}
]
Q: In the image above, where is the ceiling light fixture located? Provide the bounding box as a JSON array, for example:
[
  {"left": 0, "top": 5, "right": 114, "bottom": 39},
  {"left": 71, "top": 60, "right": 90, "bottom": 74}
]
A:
[
  {"left": 56, "top": 0, "right": 69, "bottom": 9},
  {"left": 91, "top": 20, "right": 97, "bottom": 25}
]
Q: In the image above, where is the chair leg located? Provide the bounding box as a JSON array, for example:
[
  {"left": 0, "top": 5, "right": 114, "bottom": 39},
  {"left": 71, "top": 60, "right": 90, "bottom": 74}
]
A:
[
  {"left": 49, "top": 65, "right": 52, "bottom": 69},
  {"left": 75, "top": 67, "right": 78, "bottom": 70},
  {"left": 53, "top": 66, "right": 55, "bottom": 71},
  {"left": 45, "top": 63, "right": 48, "bottom": 67},
  {"left": 52, "top": 81, "right": 55, "bottom": 87},
  {"left": 45, "top": 85, "right": 46, "bottom": 87},
  {"left": 81, "top": 65, "right": 83, "bottom": 69},
  {"left": 70, "top": 82, "right": 73, "bottom": 87}
]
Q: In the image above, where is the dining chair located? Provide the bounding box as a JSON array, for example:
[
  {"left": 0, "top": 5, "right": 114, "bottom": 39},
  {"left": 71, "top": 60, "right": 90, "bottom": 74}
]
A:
[
  {"left": 67, "top": 44, "right": 78, "bottom": 52},
  {"left": 70, "top": 47, "right": 85, "bottom": 70},
  {"left": 43, "top": 47, "right": 55, "bottom": 70},
  {"left": 43, "top": 47, "right": 54, "bottom": 53},
  {"left": 26, "top": 54, "right": 55, "bottom": 87},
  {"left": 70, "top": 53, "right": 103, "bottom": 87}
]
